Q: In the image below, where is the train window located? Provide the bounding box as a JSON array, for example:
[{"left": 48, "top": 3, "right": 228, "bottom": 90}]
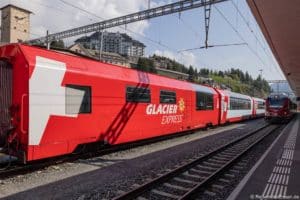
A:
[
  {"left": 126, "top": 86, "right": 151, "bottom": 103},
  {"left": 160, "top": 90, "right": 176, "bottom": 104},
  {"left": 66, "top": 85, "right": 91, "bottom": 114},
  {"left": 196, "top": 92, "right": 214, "bottom": 110},
  {"left": 268, "top": 96, "right": 285, "bottom": 108},
  {"left": 258, "top": 101, "right": 265, "bottom": 109},
  {"left": 229, "top": 97, "right": 251, "bottom": 110}
]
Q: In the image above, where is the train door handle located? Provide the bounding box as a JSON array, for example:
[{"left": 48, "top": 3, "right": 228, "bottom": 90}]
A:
[{"left": 21, "top": 93, "right": 28, "bottom": 134}]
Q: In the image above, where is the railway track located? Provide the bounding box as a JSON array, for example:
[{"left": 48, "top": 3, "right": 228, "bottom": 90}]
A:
[{"left": 114, "top": 124, "right": 281, "bottom": 200}]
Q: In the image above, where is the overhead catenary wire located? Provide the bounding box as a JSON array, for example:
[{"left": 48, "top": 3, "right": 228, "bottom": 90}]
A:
[
  {"left": 58, "top": 0, "right": 185, "bottom": 58},
  {"left": 178, "top": 42, "right": 247, "bottom": 52},
  {"left": 25, "top": 0, "right": 84, "bottom": 39},
  {"left": 230, "top": 0, "right": 285, "bottom": 79},
  {"left": 213, "top": 4, "right": 278, "bottom": 76}
]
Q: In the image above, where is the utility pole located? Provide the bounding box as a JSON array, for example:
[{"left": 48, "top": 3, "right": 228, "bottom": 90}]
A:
[
  {"left": 204, "top": 0, "right": 212, "bottom": 48},
  {"left": 259, "top": 69, "right": 263, "bottom": 78},
  {"left": 98, "top": 29, "right": 104, "bottom": 60},
  {"left": 46, "top": 30, "right": 50, "bottom": 50}
]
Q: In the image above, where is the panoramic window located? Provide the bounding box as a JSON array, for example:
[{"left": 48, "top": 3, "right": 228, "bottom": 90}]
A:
[
  {"left": 229, "top": 97, "right": 251, "bottom": 110},
  {"left": 258, "top": 101, "right": 265, "bottom": 109},
  {"left": 196, "top": 91, "right": 214, "bottom": 110},
  {"left": 66, "top": 85, "right": 91, "bottom": 114},
  {"left": 160, "top": 90, "right": 176, "bottom": 104},
  {"left": 126, "top": 86, "right": 151, "bottom": 103}
]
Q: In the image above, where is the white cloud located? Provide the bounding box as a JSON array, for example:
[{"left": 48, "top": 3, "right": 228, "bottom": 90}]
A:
[
  {"left": 0, "top": 0, "right": 154, "bottom": 41},
  {"left": 154, "top": 50, "right": 198, "bottom": 68}
]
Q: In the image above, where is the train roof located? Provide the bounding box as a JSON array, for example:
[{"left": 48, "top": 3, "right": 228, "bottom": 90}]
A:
[
  {"left": 252, "top": 97, "right": 265, "bottom": 101},
  {"left": 0, "top": 44, "right": 217, "bottom": 94},
  {"left": 228, "top": 91, "right": 252, "bottom": 100}
]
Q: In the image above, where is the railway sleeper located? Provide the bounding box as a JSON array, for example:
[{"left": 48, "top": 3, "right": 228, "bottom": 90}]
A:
[
  {"left": 219, "top": 152, "right": 235, "bottom": 157},
  {"left": 224, "top": 173, "right": 235, "bottom": 178},
  {"left": 196, "top": 164, "right": 218, "bottom": 171},
  {"left": 223, "top": 149, "right": 240, "bottom": 154},
  {"left": 217, "top": 153, "right": 233, "bottom": 159},
  {"left": 237, "top": 161, "right": 248, "bottom": 166},
  {"left": 191, "top": 168, "right": 213, "bottom": 175},
  {"left": 219, "top": 178, "right": 231, "bottom": 183},
  {"left": 163, "top": 183, "right": 190, "bottom": 192},
  {"left": 233, "top": 165, "right": 244, "bottom": 170},
  {"left": 202, "top": 161, "right": 223, "bottom": 168},
  {"left": 158, "top": 184, "right": 187, "bottom": 196},
  {"left": 229, "top": 169, "right": 240, "bottom": 174},
  {"left": 183, "top": 171, "right": 204, "bottom": 179},
  {"left": 211, "top": 184, "right": 225, "bottom": 190},
  {"left": 212, "top": 156, "right": 230, "bottom": 162},
  {"left": 208, "top": 158, "right": 227, "bottom": 164},
  {"left": 173, "top": 177, "right": 199, "bottom": 185},
  {"left": 151, "top": 189, "right": 181, "bottom": 199},
  {"left": 137, "top": 197, "right": 148, "bottom": 200},
  {"left": 204, "top": 190, "right": 217, "bottom": 197}
]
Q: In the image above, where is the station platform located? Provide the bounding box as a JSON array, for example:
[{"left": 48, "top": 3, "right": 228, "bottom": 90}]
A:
[{"left": 228, "top": 114, "right": 300, "bottom": 200}]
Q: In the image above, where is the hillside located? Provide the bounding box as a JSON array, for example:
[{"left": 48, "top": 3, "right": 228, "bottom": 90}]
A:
[{"left": 135, "top": 56, "right": 271, "bottom": 98}]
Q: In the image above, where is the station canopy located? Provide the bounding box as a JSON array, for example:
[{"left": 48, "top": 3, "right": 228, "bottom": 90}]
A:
[{"left": 247, "top": 0, "right": 300, "bottom": 98}]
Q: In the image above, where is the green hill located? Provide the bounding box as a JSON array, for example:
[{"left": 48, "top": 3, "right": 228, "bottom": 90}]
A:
[{"left": 135, "top": 56, "right": 270, "bottom": 98}]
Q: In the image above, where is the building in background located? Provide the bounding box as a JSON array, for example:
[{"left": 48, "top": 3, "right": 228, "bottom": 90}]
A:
[
  {"left": 0, "top": 4, "right": 32, "bottom": 44},
  {"left": 69, "top": 43, "right": 131, "bottom": 68},
  {"left": 75, "top": 31, "right": 145, "bottom": 57}
]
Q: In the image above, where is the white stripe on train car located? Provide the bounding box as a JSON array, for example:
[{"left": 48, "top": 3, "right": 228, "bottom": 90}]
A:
[{"left": 29, "top": 56, "right": 77, "bottom": 145}]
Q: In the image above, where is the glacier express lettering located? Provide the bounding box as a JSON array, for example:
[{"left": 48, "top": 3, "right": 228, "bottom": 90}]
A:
[
  {"left": 161, "top": 115, "right": 183, "bottom": 124},
  {"left": 146, "top": 104, "right": 178, "bottom": 115}
]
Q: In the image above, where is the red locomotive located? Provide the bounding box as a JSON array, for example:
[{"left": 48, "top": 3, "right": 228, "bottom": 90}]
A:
[
  {"left": 265, "top": 93, "right": 296, "bottom": 123},
  {"left": 0, "top": 44, "right": 265, "bottom": 163}
]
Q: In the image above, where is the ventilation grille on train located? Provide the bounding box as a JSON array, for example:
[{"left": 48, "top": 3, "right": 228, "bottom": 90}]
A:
[{"left": 0, "top": 60, "right": 12, "bottom": 130}]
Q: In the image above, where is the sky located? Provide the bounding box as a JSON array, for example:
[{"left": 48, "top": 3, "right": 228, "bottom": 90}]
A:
[{"left": 0, "top": 0, "right": 286, "bottom": 80}]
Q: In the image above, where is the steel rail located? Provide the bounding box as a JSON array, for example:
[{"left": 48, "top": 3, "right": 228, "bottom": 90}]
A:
[{"left": 180, "top": 125, "right": 279, "bottom": 199}]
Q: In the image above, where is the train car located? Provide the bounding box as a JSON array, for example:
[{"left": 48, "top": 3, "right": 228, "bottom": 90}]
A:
[
  {"left": 252, "top": 97, "right": 265, "bottom": 118},
  {"left": 214, "top": 89, "right": 229, "bottom": 125},
  {"left": 225, "top": 91, "right": 253, "bottom": 123},
  {"left": 265, "top": 93, "right": 296, "bottom": 123},
  {"left": 0, "top": 44, "right": 222, "bottom": 162}
]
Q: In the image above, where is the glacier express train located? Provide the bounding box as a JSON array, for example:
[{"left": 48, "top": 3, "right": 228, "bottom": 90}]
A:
[{"left": 0, "top": 44, "right": 265, "bottom": 163}]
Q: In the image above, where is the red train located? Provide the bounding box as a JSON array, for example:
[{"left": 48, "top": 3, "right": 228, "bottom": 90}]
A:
[
  {"left": 0, "top": 44, "right": 265, "bottom": 163},
  {"left": 265, "top": 93, "right": 297, "bottom": 123}
]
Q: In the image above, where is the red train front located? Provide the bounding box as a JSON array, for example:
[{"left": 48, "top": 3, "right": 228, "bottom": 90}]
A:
[{"left": 265, "top": 93, "right": 296, "bottom": 123}]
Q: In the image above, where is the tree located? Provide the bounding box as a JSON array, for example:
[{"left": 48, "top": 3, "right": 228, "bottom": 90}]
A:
[
  {"left": 218, "top": 70, "right": 224, "bottom": 77},
  {"left": 188, "top": 65, "right": 195, "bottom": 81},
  {"left": 50, "top": 40, "right": 65, "bottom": 49},
  {"left": 136, "top": 57, "right": 157, "bottom": 73}
]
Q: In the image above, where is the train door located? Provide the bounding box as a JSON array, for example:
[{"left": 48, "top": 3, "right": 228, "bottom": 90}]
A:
[
  {"left": 0, "top": 60, "right": 12, "bottom": 147},
  {"left": 252, "top": 98, "right": 257, "bottom": 117},
  {"left": 217, "top": 91, "right": 228, "bottom": 125},
  {"left": 221, "top": 95, "right": 228, "bottom": 124}
]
